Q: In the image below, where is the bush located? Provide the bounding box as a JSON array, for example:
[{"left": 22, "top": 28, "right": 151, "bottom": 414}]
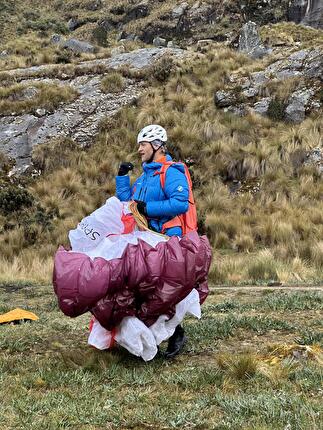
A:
[
  {"left": 92, "top": 25, "right": 108, "bottom": 47},
  {"left": 0, "top": 186, "right": 34, "bottom": 215},
  {"left": 150, "top": 55, "right": 175, "bottom": 82},
  {"left": 267, "top": 97, "right": 286, "bottom": 121}
]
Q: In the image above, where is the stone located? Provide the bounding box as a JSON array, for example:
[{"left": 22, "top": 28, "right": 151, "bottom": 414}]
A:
[
  {"left": 285, "top": 88, "right": 314, "bottom": 122},
  {"left": 124, "top": 3, "right": 150, "bottom": 22},
  {"left": 167, "top": 40, "right": 179, "bottom": 48},
  {"left": 35, "top": 108, "right": 47, "bottom": 117},
  {"left": 242, "top": 87, "right": 258, "bottom": 98},
  {"left": 0, "top": 50, "right": 8, "bottom": 57},
  {"left": 238, "top": 21, "right": 271, "bottom": 59},
  {"left": 111, "top": 46, "right": 126, "bottom": 56},
  {"left": 62, "top": 39, "right": 95, "bottom": 54},
  {"left": 302, "top": 0, "right": 323, "bottom": 28},
  {"left": 86, "top": 0, "right": 102, "bottom": 11},
  {"left": 0, "top": 48, "right": 187, "bottom": 169},
  {"left": 68, "top": 18, "right": 80, "bottom": 32},
  {"left": 18, "top": 87, "right": 40, "bottom": 101},
  {"left": 224, "top": 104, "right": 247, "bottom": 116},
  {"left": 51, "top": 34, "right": 62, "bottom": 44},
  {"left": 172, "top": 2, "right": 189, "bottom": 19},
  {"left": 288, "top": 0, "right": 308, "bottom": 24},
  {"left": 304, "top": 147, "right": 323, "bottom": 174},
  {"left": 214, "top": 90, "right": 237, "bottom": 108},
  {"left": 252, "top": 97, "right": 271, "bottom": 116},
  {"left": 153, "top": 36, "right": 167, "bottom": 47}
]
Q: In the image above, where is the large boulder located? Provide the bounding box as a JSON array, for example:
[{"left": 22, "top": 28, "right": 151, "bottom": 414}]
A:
[
  {"left": 302, "top": 0, "right": 323, "bottom": 28},
  {"left": 288, "top": 0, "right": 323, "bottom": 28},
  {"left": 238, "top": 21, "right": 271, "bottom": 59},
  {"left": 288, "top": 0, "right": 309, "bottom": 23},
  {"left": 285, "top": 88, "right": 315, "bottom": 122},
  {"left": 61, "top": 39, "right": 95, "bottom": 54}
]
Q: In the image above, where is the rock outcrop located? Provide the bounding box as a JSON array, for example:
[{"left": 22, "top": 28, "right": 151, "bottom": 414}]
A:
[
  {"left": 238, "top": 21, "right": 271, "bottom": 59},
  {"left": 0, "top": 48, "right": 186, "bottom": 170},
  {"left": 288, "top": 0, "right": 323, "bottom": 28},
  {"left": 214, "top": 48, "right": 322, "bottom": 122}
]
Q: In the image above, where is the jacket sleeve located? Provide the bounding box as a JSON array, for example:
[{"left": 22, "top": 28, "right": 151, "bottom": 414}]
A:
[
  {"left": 116, "top": 175, "right": 132, "bottom": 201},
  {"left": 146, "top": 166, "right": 189, "bottom": 218}
]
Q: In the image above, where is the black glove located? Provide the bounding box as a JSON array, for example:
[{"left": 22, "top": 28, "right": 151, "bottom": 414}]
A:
[
  {"left": 135, "top": 200, "right": 147, "bottom": 216},
  {"left": 118, "top": 162, "right": 134, "bottom": 176}
]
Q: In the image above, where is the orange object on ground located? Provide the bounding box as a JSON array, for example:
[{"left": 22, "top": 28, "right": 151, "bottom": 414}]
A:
[{"left": 0, "top": 308, "right": 39, "bottom": 324}]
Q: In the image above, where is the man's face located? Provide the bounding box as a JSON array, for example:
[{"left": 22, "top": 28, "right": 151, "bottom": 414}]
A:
[{"left": 138, "top": 141, "right": 153, "bottom": 163}]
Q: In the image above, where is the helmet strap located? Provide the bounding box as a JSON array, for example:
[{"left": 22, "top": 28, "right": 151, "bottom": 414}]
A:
[{"left": 147, "top": 143, "right": 162, "bottom": 163}]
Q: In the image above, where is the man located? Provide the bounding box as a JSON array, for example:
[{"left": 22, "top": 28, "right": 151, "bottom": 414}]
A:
[{"left": 116, "top": 124, "right": 189, "bottom": 358}]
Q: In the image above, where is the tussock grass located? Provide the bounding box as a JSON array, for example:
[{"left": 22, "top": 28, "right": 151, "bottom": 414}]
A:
[
  {"left": 0, "top": 37, "right": 323, "bottom": 283},
  {"left": 101, "top": 71, "right": 125, "bottom": 93},
  {"left": 0, "top": 82, "right": 78, "bottom": 115}
]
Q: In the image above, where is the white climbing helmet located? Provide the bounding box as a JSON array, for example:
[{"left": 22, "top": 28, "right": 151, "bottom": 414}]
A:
[{"left": 137, "top": 124, "right": 167, "bottom": 145}]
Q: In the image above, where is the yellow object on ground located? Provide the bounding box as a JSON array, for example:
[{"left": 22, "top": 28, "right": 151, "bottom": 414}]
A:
[
  {"left": 0, "top": 308, "right": 39, "bottom": 324},
  {"left": 263, "top": 344, "right": 323, "bottom": 365}
]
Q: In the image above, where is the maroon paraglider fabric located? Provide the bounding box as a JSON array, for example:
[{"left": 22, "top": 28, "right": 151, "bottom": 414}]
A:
[{"left": 53, "top": 232, "right": 211, "bottom": 330}]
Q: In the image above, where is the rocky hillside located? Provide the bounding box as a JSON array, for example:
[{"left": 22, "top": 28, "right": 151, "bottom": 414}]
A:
[{"left": 0, "top": 1, "right": 322, "bottom": 284}]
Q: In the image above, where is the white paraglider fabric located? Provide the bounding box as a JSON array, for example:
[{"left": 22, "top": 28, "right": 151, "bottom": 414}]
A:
[{"left": 69, "top": 197, "right": 201, "bottom": 361}]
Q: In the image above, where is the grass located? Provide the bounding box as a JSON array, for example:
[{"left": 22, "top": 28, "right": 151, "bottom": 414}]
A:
[
  {"left": 101, "top": 72, "right": 126, "bottom": 93},
  {"left": 0, "top": 82, "right": 78, "bottom": 115},
  {"left": 0, "top": 284, "right": 322, "bottom": 429},
  {"left": 0, "top": 25, "right": 322, "bottom": 284}
]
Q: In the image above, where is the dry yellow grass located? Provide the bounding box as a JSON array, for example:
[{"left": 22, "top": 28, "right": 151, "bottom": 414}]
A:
[{"left": 0, "top": 33, "right": 322, "bottom": 284}]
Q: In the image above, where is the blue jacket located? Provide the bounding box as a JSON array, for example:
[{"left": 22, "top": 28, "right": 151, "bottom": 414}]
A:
[{"left": 116, "top": 155, "right": 189, "bottom": 236}]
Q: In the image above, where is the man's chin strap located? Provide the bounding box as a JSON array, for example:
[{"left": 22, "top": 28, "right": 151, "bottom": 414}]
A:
[{"left": 147, "top": 143, "right": 164, "bottom": 164}]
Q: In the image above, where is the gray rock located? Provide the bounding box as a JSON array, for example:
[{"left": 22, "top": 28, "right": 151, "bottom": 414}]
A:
[
  {"left": 86, "top": 0, "right": 102, "bottom": 11},
  {"left": 0, "top": 50, "right": 8, "bottom": 57},
  {"left": 252, "top": 98, "right": 271, "bottom": 116},
  {"left": 167, "top": 40, "right": 180, "bottom": 48},
  {"left": 62, "top": 39, "right": 95, "bottom": 54},
  {"left": 0, "top": 48, "right": 187, "bottom": 169},
  {"left": 302, "top": 0, "right": 323, "bottom": 28},
  {"left": 111, "top": 46, "right": 126, "bottom": 56},
  {"left": 304, "top": 147, "right": 323, "bottom": 174},
  {"left": 242, "top": 87, "right": 258, "bottom": 98},
  {"left": 238, "top": 21, "right": 271, "bottom": 59},
  {"left": 124, "top": 2, "right": 150, "bottom": 22},
  {"left": 35, "top": 108, "right": 47, "bottom": 117},
  {"left": 68, "top": 18, "right": 80, "bottom": 31},
  {"left": 224, "top": 105, "right": 247, "bottom": 116},
  {"left": 250, "top": 71, "right": 268, "bottom": 86},
  {"left": 285, "top": 88, "right": 314, "bottom": 122},
  {"left": 51, "top": 34, "right": 62, "bottom": 44},
  {"left": 17, "top": 86, "right": 40, "bottom": 101},
  {"left": 153, "top": 37, "right": 167, "bottom": 47},
  {"left": 288, "top": 0, "right": 308, "bottom": 24},
  {"left": 214, "top": 90, "right": 237, "bottom": 108},
  {"left": 172, "top": 2, "right": 189, "bottom": 19}
]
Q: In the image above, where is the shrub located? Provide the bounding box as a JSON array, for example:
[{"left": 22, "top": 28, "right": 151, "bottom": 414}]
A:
[
  {"left": 92, "top": 25, "right": 108, "bottom": 47},
  {"left": 150, "top": 55, "right": 175, "bottom": 82},
  {"left": 267, "top": 97, "right": 286, "bottom": 121},
  {"left": 0, "top": 186, "right": 34, "bottom": 215}
]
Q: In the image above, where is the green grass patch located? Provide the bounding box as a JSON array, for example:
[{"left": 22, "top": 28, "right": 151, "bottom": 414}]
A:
[{"left": 0, "top": 286, "right": 322, "bottom": 429}]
